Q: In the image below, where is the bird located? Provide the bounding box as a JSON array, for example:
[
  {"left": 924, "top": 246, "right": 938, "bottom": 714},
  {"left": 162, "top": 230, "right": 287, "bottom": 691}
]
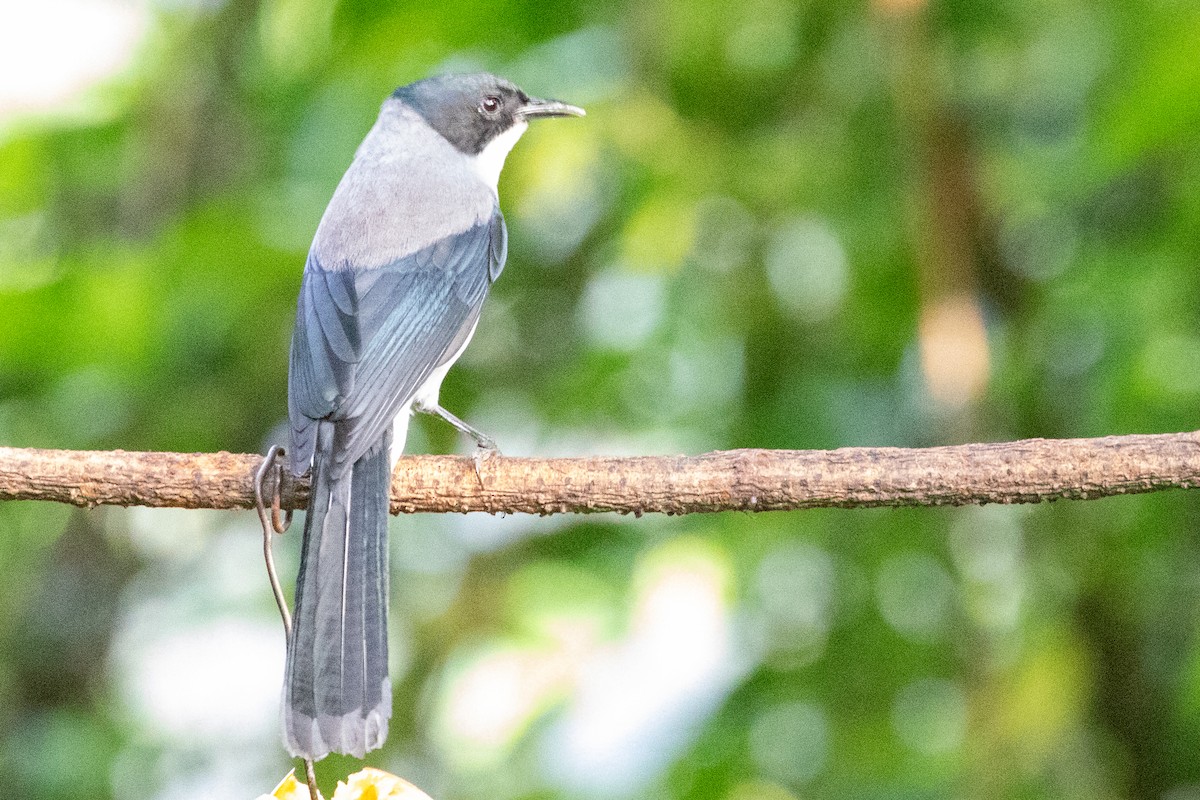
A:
[{"left": 283, "top": 72, "right": 584, "bottom": 760}]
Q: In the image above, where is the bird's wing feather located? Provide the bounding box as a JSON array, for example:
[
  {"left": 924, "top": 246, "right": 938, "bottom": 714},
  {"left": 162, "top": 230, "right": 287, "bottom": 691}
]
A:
[{"left": 288, "top": 207, "right": 507, "bottom": 475}]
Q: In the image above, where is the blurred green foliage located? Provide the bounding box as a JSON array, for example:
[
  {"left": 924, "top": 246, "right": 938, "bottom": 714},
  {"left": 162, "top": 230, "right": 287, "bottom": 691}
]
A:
[{"left": 2, "top": 1, "right": 1200, "bottom": 799}]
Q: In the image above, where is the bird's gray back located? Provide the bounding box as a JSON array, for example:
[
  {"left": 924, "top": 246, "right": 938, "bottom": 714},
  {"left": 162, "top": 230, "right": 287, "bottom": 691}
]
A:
[{"left": 311, "top": 99, "right": 498, "bottom": 270}]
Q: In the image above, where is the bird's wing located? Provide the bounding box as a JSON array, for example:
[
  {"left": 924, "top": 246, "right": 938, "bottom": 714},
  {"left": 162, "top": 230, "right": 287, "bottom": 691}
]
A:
[{"left": 288, "top": 208, "right": 508, "bottom": 476}]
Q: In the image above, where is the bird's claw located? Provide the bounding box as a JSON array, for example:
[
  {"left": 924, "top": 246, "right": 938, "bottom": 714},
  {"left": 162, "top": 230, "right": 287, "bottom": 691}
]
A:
[{"left": 472, "top": 442, "right": 501, "bottom": 489}]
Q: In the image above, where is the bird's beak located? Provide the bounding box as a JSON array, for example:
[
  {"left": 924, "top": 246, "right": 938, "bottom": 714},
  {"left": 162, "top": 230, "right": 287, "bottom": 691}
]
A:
[{"left": 517, "top": 97, "right": 586, "bottom": 119}]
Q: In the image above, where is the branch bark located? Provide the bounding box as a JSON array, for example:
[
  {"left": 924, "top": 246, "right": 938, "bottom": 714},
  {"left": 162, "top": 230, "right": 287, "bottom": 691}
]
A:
[{"left": 2, "top": 432, "right": 1199, "bottom": 515}]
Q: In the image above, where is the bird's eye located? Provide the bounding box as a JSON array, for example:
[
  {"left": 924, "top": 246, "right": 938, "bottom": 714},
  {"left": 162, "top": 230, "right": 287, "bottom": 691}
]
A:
[{"left": 480, "top": 95, "right": 502, "bottom": 115}]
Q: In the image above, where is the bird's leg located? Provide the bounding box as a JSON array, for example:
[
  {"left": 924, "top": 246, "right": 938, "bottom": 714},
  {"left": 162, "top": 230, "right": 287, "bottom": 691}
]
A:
[{"left": 413, "top": 401, "right": 501, "bottom": 483}]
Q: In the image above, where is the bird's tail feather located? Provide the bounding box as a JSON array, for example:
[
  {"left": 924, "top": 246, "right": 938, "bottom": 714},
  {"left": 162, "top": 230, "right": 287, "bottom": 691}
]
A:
[{"left": 283, "top": 426, "right": 391, "bottom": 760}]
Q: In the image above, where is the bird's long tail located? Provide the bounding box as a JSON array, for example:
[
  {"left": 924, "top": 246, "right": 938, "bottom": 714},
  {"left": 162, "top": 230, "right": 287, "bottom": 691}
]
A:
[{"left": 283, "top": 424, "right": 391, "bottom": 760}]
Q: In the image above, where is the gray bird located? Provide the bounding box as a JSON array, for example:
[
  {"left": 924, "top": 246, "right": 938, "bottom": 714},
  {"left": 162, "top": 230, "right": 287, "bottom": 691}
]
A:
[{"left": 284, "top": 73, "right": 584, "bottom": 760}]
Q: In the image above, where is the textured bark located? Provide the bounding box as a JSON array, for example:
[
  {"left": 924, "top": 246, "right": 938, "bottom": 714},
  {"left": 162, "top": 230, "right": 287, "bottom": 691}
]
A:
[{"left": 2, "top": 432, "right": 1199, "bottom": 515}]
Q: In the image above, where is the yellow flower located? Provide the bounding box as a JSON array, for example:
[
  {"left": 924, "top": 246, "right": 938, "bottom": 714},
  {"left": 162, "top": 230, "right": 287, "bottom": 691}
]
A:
[
  {"left": 260, "top": 767, "right": 433, "bottom": 800},
  {"left": 331, "top": 769, "right": 435, "bottom": 800},
  {"left": 259, "top": 769, "right": 320, "bottom": 800}
]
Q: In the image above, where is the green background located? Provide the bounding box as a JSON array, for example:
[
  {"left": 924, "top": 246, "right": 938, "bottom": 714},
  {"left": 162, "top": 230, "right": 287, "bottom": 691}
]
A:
[{"left": 2, "top": 1, "right": 1200, "bottom": 798}]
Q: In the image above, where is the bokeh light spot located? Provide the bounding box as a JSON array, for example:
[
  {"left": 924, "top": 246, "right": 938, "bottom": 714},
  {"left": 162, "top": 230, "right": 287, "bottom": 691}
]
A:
[{"left": 891, "top": 678, "right": 967, "bottom": 755}]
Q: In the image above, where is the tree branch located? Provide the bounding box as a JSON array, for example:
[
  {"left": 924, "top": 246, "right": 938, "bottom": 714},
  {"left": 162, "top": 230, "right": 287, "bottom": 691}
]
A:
[{"left": 2, "top": 432, "right": 1199, "bottom": 515}]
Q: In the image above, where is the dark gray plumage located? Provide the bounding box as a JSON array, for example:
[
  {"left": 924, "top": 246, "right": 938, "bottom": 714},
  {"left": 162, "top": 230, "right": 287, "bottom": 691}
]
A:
[{"left": 283, "top": 72, "right": 583, "bottom": 760}]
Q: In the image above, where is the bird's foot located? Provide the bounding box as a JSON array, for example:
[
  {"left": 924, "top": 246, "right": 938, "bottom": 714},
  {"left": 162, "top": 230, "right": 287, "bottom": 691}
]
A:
[{"left": 472, "top": 440, "right": 501, "bottom": 490}]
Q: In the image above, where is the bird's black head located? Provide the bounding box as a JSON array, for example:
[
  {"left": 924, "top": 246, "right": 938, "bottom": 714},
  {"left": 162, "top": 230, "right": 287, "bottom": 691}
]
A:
[{"left": 393, "top": 72, "right": 584, "bottom": 155}]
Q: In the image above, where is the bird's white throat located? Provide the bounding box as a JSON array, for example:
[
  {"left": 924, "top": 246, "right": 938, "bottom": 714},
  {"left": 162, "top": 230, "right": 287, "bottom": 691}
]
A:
[{"left": 473, "top": 121, "right": 528, "bottom": 193}]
